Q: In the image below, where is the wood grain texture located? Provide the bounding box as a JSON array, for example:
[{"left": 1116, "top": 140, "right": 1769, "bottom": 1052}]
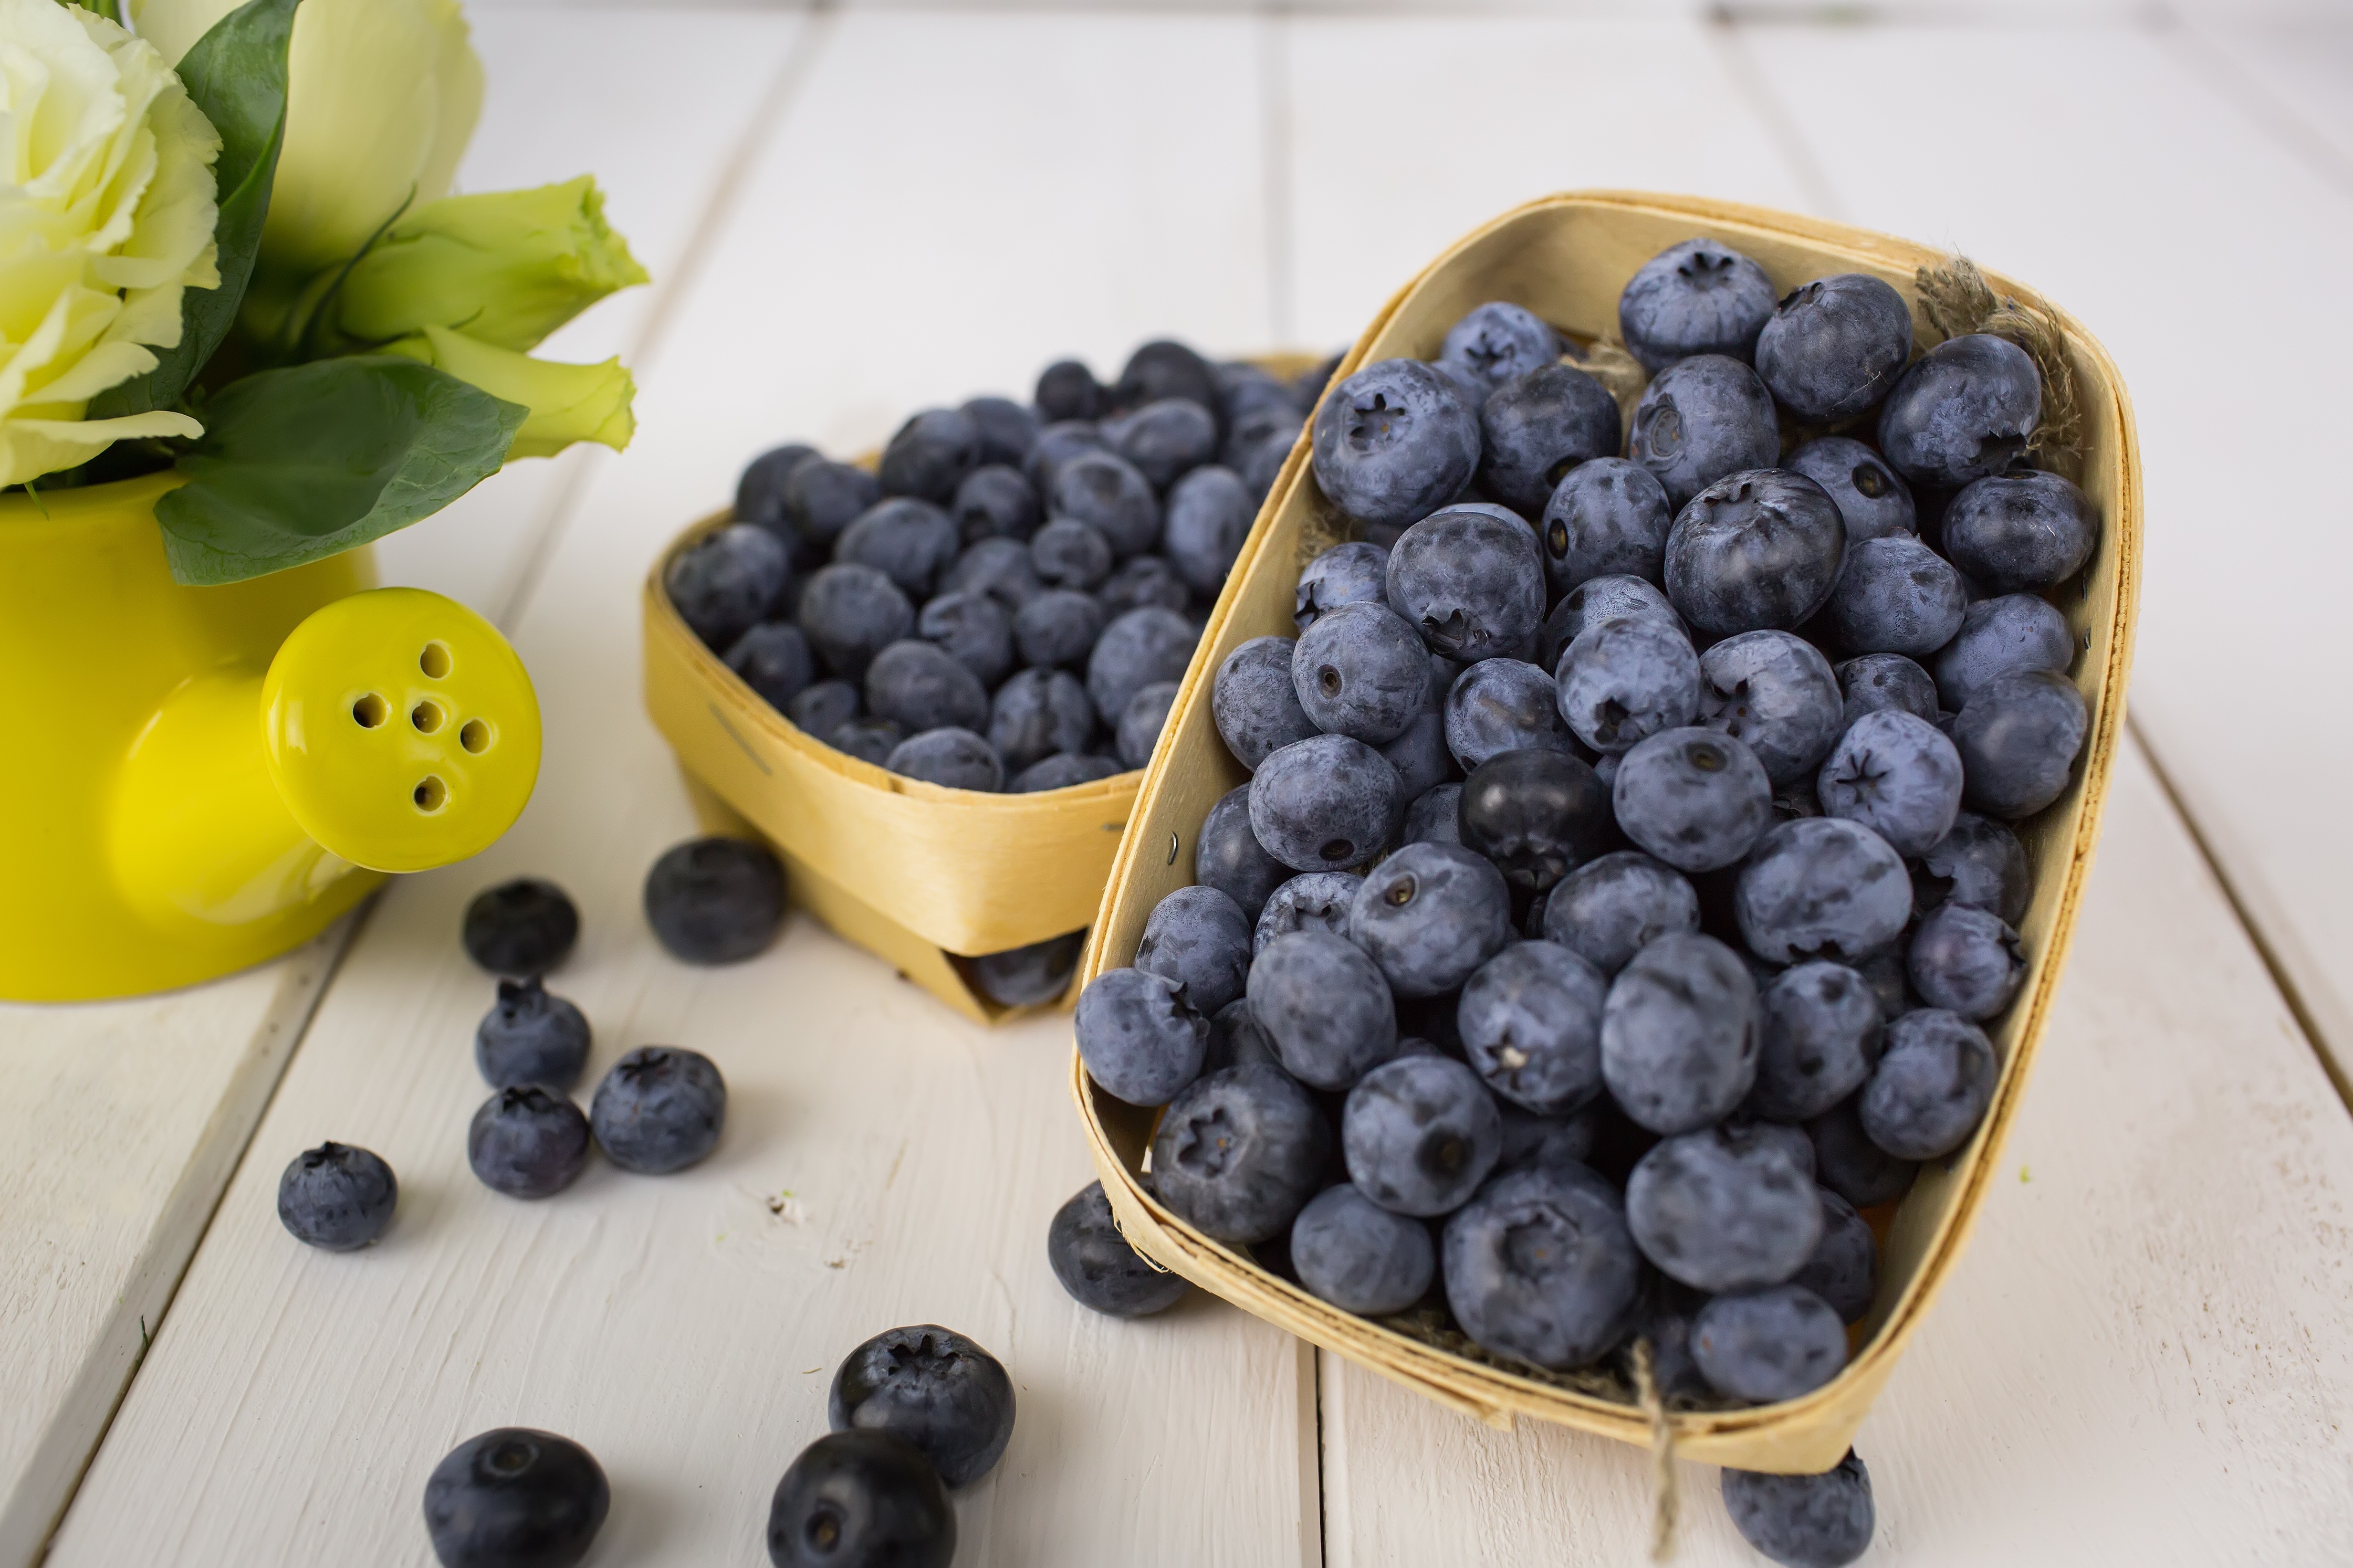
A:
[{"left": 1323, "top": 740, "right": 2353, "bottom": 1564}]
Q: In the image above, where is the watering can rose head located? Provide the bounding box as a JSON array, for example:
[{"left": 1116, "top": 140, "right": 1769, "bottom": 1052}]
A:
[{"left": 0, "top": 0, "right": 222, "bottom": 488}]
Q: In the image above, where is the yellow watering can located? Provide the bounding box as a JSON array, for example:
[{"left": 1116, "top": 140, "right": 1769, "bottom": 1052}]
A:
[{"left": 2, "top": 472, "right": 542, "bottom": 1002}]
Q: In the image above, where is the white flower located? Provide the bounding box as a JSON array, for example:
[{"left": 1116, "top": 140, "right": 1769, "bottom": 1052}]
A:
[{"left": 0, "top": 0, "right": 217, "bottom": 487}]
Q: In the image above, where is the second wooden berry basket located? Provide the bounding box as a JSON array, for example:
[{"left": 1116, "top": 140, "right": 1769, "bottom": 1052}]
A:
[{"left": 1070, "top": 191, "right": 2141, "bottom": 1471}]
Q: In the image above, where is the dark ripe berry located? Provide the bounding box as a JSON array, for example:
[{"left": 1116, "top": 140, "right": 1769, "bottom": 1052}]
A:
[
  {"left": 1035, "top": 359, "right": 1102, "bottom": 423},
  {"left": 643, "top": 837, "right": 787, "bottom": 964},
  {"left": 767, "top": 1430, "right": 954, "bottom": 1568},
  {"left": 1049, "top": 1178, "right": 1191, "bottom": 1318},
  {"left": 424, "top": 1427, "right": 609, "bottom": 1568},
  {"left": 1721, "top": 1449, "right": 1876, "bottom": 1568},
  {"left": 1458, "top": 748, "right": 1616, "bottom": 895},
  {"left": 590, "top": 1047, "right": 727, "bottom": 1174},
  {"left": 461, "top": 878, "right": 579, "bottom": 976},
  {"left": 828, "top": 1324, "right": 1016, "bottom": 1489},
  {"left": 475, "top": 977, "right": 591, "bottom": 1091},
  {"left": 277, "top": 1142, "right": 396, "bottom": 1250}
]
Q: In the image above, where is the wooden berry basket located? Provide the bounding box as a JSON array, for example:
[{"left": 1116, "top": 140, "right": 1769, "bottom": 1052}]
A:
[
  {"left": 643, "top": 357, "right": 1323, "bottom": 1025},
  {"left": 1069, "top": 191, "right": 2141, "bottom": 1471}
]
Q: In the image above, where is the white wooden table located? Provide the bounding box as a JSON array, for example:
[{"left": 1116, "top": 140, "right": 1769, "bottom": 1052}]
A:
[{"left": 9, "top": 5, "right": 2353, "bottom": 1564}]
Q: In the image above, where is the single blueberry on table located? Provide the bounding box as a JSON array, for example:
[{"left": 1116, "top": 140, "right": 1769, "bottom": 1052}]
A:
[
  {"left": 1611, "top": 728, "right": 1774, "bottom": 874},
  {"left": 864, "top": 639, "right": 989, "bottom": 735},
  {"left": 886, "top": 727, "right": 1005, "bottom": 792},
  {"left": 1098, "top": 554, "right": 1192, "bottom": 618},
  {"left": 766, "top": 1429, "right": 953, "bottom": 1568},
  {"left": 1382, "top": 709, "right": 1454, "bottom": 803},
  {"left": 1541, "top": 851, "right": 1700, "bottom": 976},
  {"left": 1106, "top": 396, "right": 1218, "bottom": 492},
  {"left": 735, "top": 442, "right": 816, "bottom": 533},
  {"left": 1908, "top": 902, "right": 2025, "bottom": 1020},
  {"left": 1343, "top": 1053, "right": 1503, "bottom": 1217},
  {"left": 1295, "top": 540, "right": 1392, "bottom": 630},
  {"left": 835, "top": 497, "right": 960, "bottom": 599},
  {"left": 951, "top": 463, "right": 1042, "bottom": 545},
  {"left": 1248, "top": 733, "right": 1403, "bottom": 872},
  {"left": 1012, "top": 587, "right": 1107, "bottom": 670},
  {"left": 1438, "top": 300, "right": 1563, "bottom": 401},
  {"left": 798, "top": 562, "right": 916, "bottom": 680},
  {"left": 1350, "top": 842, "right": 1513, "bottom": 998},
  {"left": 1721, "top": 1449, "right": 1876, "bottom": 1568},
  {"left": 1836, "top": 651, "right": 1939, "bottom": 729},
  {"left": 1698, "top": 629, "right": 1846, "bottom": 787},
  {"left": 1601, "top": 931, "right": 1760, "bottom": 1134},
  {"left": 1478, "top": 363, "right": 1623, "bottom": 517},
  {"left": 969, "top": 930, "right": 1084, "bottom": 1007},
  {"left": 878, "top": 407, "right": 980, "bottom": 504},
  {"left": 1794, "top": 1186, "right": 1878, "bottom": 1325},
  {"left": 1555, "top": 615, "right": 1702, "bottom": 755},
  {"left": 1950, "top": 668, "right": 2088, "bottom": 819},
  {"left": 1087, "top": 605, "right": 1195, "bottom": 725},
  {"left": 1823, "top": 535, "right": 1968, "bottom": 657},
  {"left": 1446, "top": 657, "right": 1576, "bottom": 770},
  {"left": 1630, "top": 356, "right": 1781, "bottom": 510},
  {"left": 1384, "top": 503, "right": 1549, "bottom": 664},
  {"left": 1459, "top": 939, "right": 1609, "bottom": 1116},
  {"left": 1011, "top": 752, "right": 1122, "bottom": 792},
  {"left": 1665, "top": 468, "right": 1847, "bottom": 637},
  {"left": 1136, "top": 884, "right": 1253, "bottom": 1015},
  {"left": 1164, "top": 464, "right": 1255, "bottom": 592},
  {"left": 1755, "top": 272, "right": 1914, "bottom": 424},
  {"left": 1404, "top": 782, "right": 1465, "bottom": 847},
  {"left": 915, "top": 590, "right": 1014, "bottom": 689},
  {"left": 1816, "top": 708, "right": 1964, "bottom": 858},
  {"left": 829, "top": 1324, "right": 1015, "bottom": 1489},
  {"left": 1149, "top": 1064, "right": 1332, "bottom": 1244},
  {"left": 1050, "top": 1178, "right": 1190, "bottom": 1318},
  {"left": 961, "top": 394, "right": 1039, "bottom": 468},
  {"left": 1110, "top": 340, "right": 1225, "bottom": 437},
  {"left": 590, "top": 1047, "right": 726, "bottom": 1174},
  {"left": 667, "top": 523, "right": 788, "bottom": 650},
  {"left": 1805, "top": 1095, "right": 1918, "bottom": 1208},
  {"left": 1541, "top": 458, "right": 1675, "bottom": 593},
  {"left": 644, "top": 837, "right": 786, "bottom": 964},
  {"left": 462, "top": 878, "right": 579, "bottom": 976},
  {"left": 424, "top": 1427, "right": 609, "bottom": 1568},
  {"left": 1254, "top": 870, "right": 1363, "bottom": 956},
  {"left": 1941, "top": 468, "right": 2099, "bottom": 593},
  {"left": 1913, "top": 811, "right": 2031, "bottom": 926},
  {"left": 944, "top": 535, "right": 1044, "bottom": 611},
  {"left": 1749, "top": 960, "right": 1881, "bottom": 1123},
  {"left": 1049, "top": 451, "right": 1161, "bottom": 557},
  {"left": 1036, "top": 357, "right": 1102, "bottom": 423},
  {"left": 1290, "top": 1183, "right": 1436, "bottom": 1315},
  {"left": 1116, "top": 681, "right": 1178, "bottom": 769},
  {"left": 726, "top": 621, "right": 815, "bottom": 712},
  {"left": 1786, "top": 435, "right": 1916, "bottom": 543},
  {"left": 1538, "top": 573, "right": 1683, "bottom": 672},
  {"left": 1692, "top": 1283, "right": 1848, "bottom": 1403},
  {"left": 1736, "top": 816, "right": 1912, "bottom": 965},
  {"left": 1075, "top": 966, "right": 1208, "bottom": 1106},
  {"left": 1197, "top": 783, "right": 1291, "bottom": 920},
  {"left": 831, "top": 717, "right": 906, "bottom": 767},
  {"left": 788, "top": 679, "right": 861, "bottom": 738},
  {"left": 1293, "top": 601, "right": 1433, "bottom": 744},
  {"left": 1876, "top": 332, "right": 2043, "bottom": 489},
  {"left": 1213, "top": 635, "right": 1316, "bottom": 771},
  {"left": 277, "top": 1142, "right": 396, "bottom": 1250},
  {"left": 782, "top": 459, "right": 884, "bottom": 552},
  {"left": 1028, "top": 515, "right": 1115, "bottom": 591},
  {"left": 476, "top": 977, "right": 591, "bottom": 1090},
  {"left": 1311, "top": 358, "right": 1482, "bottom": 531},
  {"left": 1441, "top": 1162, "right": 1644, "bottom": 1371},
  {"left": 1861, "top": 1007, "right": 1999, "bottom": 1160},
  {"left": 1458, "top": 746, "right": 1617, "bottom": 893},
  {"left": 1625, "top": 1123, "right": 1823, "bottom": 1291},
  {"left": 1617, "top": 238, "right": 1778, "bottom": 371},
  {"left": 1248, "top": 930, "right": 1400, "bottom": 1090},
  {"left": 1932, "top": 593, "right": 2072, "bottom": 713},
  {"left": 467, "top": 1086, "right": 590, "bottom": 1199}
]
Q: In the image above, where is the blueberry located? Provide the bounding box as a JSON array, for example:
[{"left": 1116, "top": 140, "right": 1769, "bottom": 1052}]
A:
[
  {"left": 1459, "top": 746, "right": 1616, "bottom": 893},
  {"left": 1036, "top": 357, "right": 1102, "bottom": 422},
  {"left": 1541, "top": 458, "right": 1674, "bottom": 592},
  {"left": 1197, "top": 783, "right": 1290, "bottom": 919},
  {"left": 476, "top": 977, "right": 591, "bottom": 1090},
  {"left": 1249, "top": 733, "right": 1403, "bottom": 872},
  {"left": 1496, "top": 1102, "right": 1601, "bottom": 1173},
  {"left": 1439, "top": 300, "right": 1563, "bottom": 402},
  {"left": 956, "top": 393, "right": 1032, "bottom": 462},
  {"left": 1441, "top": 1163, "right": 1643, "bottom": 1370},
  {"left": 1815, "top": 708, "right": 1963, "bottom": 861},
  {"left": 1116, "top": 681, "right": 1178, "bottom": 769},
  {"left": 1162, "top": 465, "right": 1254, "bottom": 592},
  {"left": 1555, "top": 615, "right": 1702, "bottom": 756},
  {"left": 644, "top": 837, "right": 786, "bottom": 963},
  {"left": 1381, "top": 710, "right": 1454, "bottom": 802},
  {"left": 835, "top": 498, "right": 960, "bottom": 599},
  {"left": 1748, "top": 960, "right": 1880, "bottom": 1123},
  {"left": 1110, "top": 340, "right": 1224, "bottom": 436},
  {"left": 1618, "top": 238, "right": 1777, "bottom": 371},
  {"left": 1011, "top": 752, "right": 1123, "bottom": 792},
  {"left": 964, "top": 930, "right": 1082, "bottom": 1008},
  {"left": 1295, "top": 540, "right": 1392, "bottom": 630},
  {"left": 1050, "top": 1178, "right": 1189, "bottom": 1318},
  {"left": 788, "top": 679, "right": 861, "bottom": 738},
  {"left": 1735, "top": 816, "right": 1910, "bottom": 964},
  {"left": 885, "top": 728, "right": 1004, "bottom": 792},
  {"left": 1538, "top": 852, "right": 1699, "bottom": 976},
  {"left": 1804, "top": 1095, "right": 1918, "bottom": 1208},
  {"left": 1908, "top": 902, "right": 2024, "bottom": 1021},
  {"left": 724, "top": 624, "right": 815, "bottom": 716},
  {"left": 1025, "top": 419, "right": 1111, "bottom": 492},
  {"left": 1950, "top": 668, "right": 2087, "bottom": 818},
  {"left": 1087, "top": 606, "right": 1195, "bottom": 725},
  {"left": 1446, "top": 657, "right": 1576, "bottom": 770},
  {"left": 667, "top": 523, "right": 789, "bottom": 650},
  {"left": 1048, "top": 451, "right": 1160, "bottom": 557},
  {"left": 462, "top": 878, "right": 579, "bottom": 976},
  {"left": 1823, "top": 535, "right": 1967, "bottom": 657},
  {"left": 425, "top": 1427, "right": 608, "bottom": 1568},
  {"left": 1234, "top": 432, "right": 1294, "bottom": 502},
  {"left": 1630, "top": 356, "right": 1780, "bottom": 512},
  {"left": 1876, "top": 332, "right": 2042, "bottom": 488},
  {"left": 1012, "top": 587, "right": 1107, "bottom": 670},
  {"left": 1721, "top": 1450, "right": 1875, "bottom": 1568},
  {"left": 1098, "top": 554, "right": 1193, "bottom": 618},
  {"left": 1028, "top": 515, "right": 1115, "bottom": 592},
  {"left": 1076, "top": 967, "right": 1208, "bottom": 1106},
  {"left": 1293, "top": 601, "right": 1432, "bottom": 744},
  {"left": 1459, "top": 939, "right": 1608, "bottom": 1115},
  {"left": 1785, "top": 436, "right": 1914, "bottom": 543},
  {"left": 1624, "top": 1123, "right": 1820, "bottom": 1291},
  {"left": 1478, "top": 364, "right": 1622, "bottom": 517},
  {"left": 767, "top": 1429, "right": 953, "bottom": 1568},
  {"left": 863, "top": 639, "right": 988, "bottom": 735},
  {"left": 1212, "top": 635, "right": 1315, "bottom": 770},
  {"left": 1793, "top": 1186, "right": 1877, "bottom": 1325},
  {"left": 1692, "top": 1284, "right": 1847, "bottom": 1402},
  {"left": 1254, "top": 870, "right": 1363, "bottom": 955},
  {"left": 1404, "top": 782, "right": 1465, "bottom": 847},
  {"left": 1291, "top": 1183, "right": 1436, "bottom": 1314},
  {"left": 1665, "top": 468, "right": 1846, "bottom": 636},
  {"left": 911, "top": 592, "right": 1012, "bottom": 690},
  {"left": 1599, "top": 931, "right": 1759, "bottom": 1134},
  {"left": 1342, "top": 1055, "right": 1502, "bottom": 1216},
  {"left": 828, "top": 1324, "right": 1015, "bottom": 1490},
  {"left": 277, "top": 1141, "right": 396, "bottom": 1250},
  {"left": 1611, "top": 728, "right": 1774, "bottom": 873},
  {"left": 949, "top": 464, "right": 1041, "bottom": 545},
  {"left": 1942, "top": 469, "right": 2097, "bottom": 593},
  {"left": 1538, "top": 573, "right": 1684, "bottom": 671},
  {"left": 1699, "top": 630, "right": 1845, "bottom": 787},
  {"left": 1835, "top": 651, "right": 1938, "bottom": 729},
  {"left": 466, "top": 1086, "right": 590, "bottom": 1199},
  {"left": 1137, "top": 885, "right": 1252, "bottom": 1015},
  {"left": 1150, "top": 1064, "right": 1332, "bottom": 1243},
  {"left": 1105, "top": 397, "right": 1218, "bottom": 492},
  {"left": 736, "top": 443, "right": 817, "bottom": 532},
  {"left": 878, "top": 408, "right": 980, "bottom": 504},
  {"left": 830, "top": 717, "right": 906, "bottom": 767},
  {"left": 1248, "top": 930, "right": 1400, "bottom": 1090},
  {"left": 783, "top": 459, "right": 884, "bottom": 552},
  {"left": 1860, "top": 1008, "right": 1998, "bottom": 1160},
  {"left": 1385, "top": 503, "right": 1550, "bottom": 662},
  {"left": 1221, "top": 361, "right": 1304, "bottom": 438},
  {"left": 1755, "top": 273, "right": 1913, "bottom": 424},
  {"left": 1310, "top": 358, "right": 1481, "bottom": 530},
  {"left": 1350, "top": 842, "right": 1512, "bottom": 997},
  {"left": 1931, "top": 593, "right": 2071, "bottom": 713},
  {"left": 798, "top": 562, "right": 916, "bottom": 679},
  {"left": 1913, "top": 812, "right": 2030, "bottom": 925},
  {"left": 944, "top": 536, "right": 1044, "bottom": 610},
  {"left": 583, "top": 1047, "right": 727, "bottom": 1176}
]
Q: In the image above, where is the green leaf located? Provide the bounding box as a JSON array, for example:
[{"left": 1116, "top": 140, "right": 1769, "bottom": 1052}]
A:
[
  {"left": 156, "top": 356, "right": 527, "bottom": 585},
  {"left": 88, "top": 0, "right": 299, "bottom": 419}
]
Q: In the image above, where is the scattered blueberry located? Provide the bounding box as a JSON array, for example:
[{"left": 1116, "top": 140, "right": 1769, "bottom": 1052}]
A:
[
  {"left": 766, "top": 1429, "right": 953, "bottom": 1568},
  {"left": 1099, "top": 554, "right": 1193, "bottom": 617},
  {"left": 1381, "top": 709, "right": 1455, "bottom": 802},
  {"left": 1312, "top": 358, "right": 1482, "bottom": 530},
  {"left": 277, "top": 1142, "right": 397, "bottom": 1250},
  {"left": 1036, "top": 358, "right": 1103, "bottom": 423},
  {"left": 590, "top": 1047, "right": 726, "bottom": 1174},
  {"left": 467, "top": 1087, "right": 590, "bottom": 1199},
  {"left": 951, "top": 464, "right": 1042, "bottom": 545},
  {"left": 1909, "top": 901, "right": 2026, "bottom": 1021},
  {"left": 476, "top": 977, "right": 591, "bottom": 1090},
  {"left": 1087, "top": 606, "right": 1194, "bottom": 724},
  {"left": 644, "top": 837, "right": 786, "bottom": 964},
  {"left": 425, "top": 1427, "right": 609, "bottom": 1568},
  {"left": 830, "top": 717, "right": 906, "bottom": 767},
  {"left": 944, "top": 536, "right": 1044, "bottom": 609},
  {"left": 829, "top": 1324, "right": 1014, "bottom": 1489},
  {"left": 961, "top": 396, "right": 1039, "bottom": 468},
  {"left": 462, "top": 878, "right": 580, "bottom": 976},
  {"left": 1539, "top": 573, "right": 1683, "bottom": 672},
  {"left": 1721, "top": 1449, "right": 1875, "bottom": 1568},
  {"left": 1050, "top": 1178, "right": 1190, "bottom": 1318},
  {"left": 1403, "top": 782, "right": 1465, "bottom": 847}
]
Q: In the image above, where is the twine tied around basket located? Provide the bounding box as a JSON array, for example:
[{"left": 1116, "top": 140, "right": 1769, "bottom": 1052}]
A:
[
  {"left": 1629, "top": 1339, "right": 1680, "bottom": 1562},
  {"left": 1914, "top": 254, "right": 2084, "bottom": 476}
]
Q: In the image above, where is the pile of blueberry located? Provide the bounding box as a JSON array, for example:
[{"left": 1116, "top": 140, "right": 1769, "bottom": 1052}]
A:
[
  {"left": 1075, "top": 238, "right": 2097, "bottom": 1567},
  {"left": 667, "top": 339, "right": 1336, "bottom": 797}
]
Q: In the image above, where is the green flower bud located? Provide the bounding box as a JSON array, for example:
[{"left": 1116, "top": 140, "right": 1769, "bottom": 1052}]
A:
[{"left": 385, "top": 325, "right": 633, "bottom": 460}]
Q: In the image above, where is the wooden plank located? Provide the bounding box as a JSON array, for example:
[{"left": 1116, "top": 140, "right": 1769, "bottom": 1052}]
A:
[
  {"left": 49, "top": 13, "right": 1314, "bottom": 1565},
  {"left": 0, "top": 17, "right": 801, "bottom": 1568},
  {"left": 1322, "top": 738, "right": 2353, "bottom": 1565}
]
